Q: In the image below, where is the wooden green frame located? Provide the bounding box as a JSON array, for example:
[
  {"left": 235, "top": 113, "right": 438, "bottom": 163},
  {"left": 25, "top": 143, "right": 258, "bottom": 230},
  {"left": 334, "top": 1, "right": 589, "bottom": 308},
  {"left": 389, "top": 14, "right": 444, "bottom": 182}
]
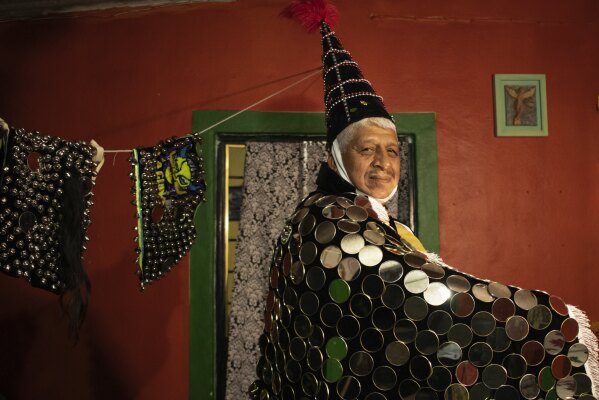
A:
[
  {"left": 494, "top": 74, "right": 548, "bottom": 137},
  {"left": 189, "top": 110, "right": 438, "bottom": 399}
]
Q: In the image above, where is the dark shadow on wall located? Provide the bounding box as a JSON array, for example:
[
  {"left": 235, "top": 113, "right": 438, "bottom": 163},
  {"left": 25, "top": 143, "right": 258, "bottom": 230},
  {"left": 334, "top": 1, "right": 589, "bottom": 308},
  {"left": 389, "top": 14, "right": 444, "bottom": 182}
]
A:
[
  {"left": 84, "top": 253, "right": 173, "bottom": 399},
  {"left": 0, "top": 19, "right": 77, "bottom": 126},
  {"left": 0, "top": 310, "right": 36, "bottom": 399},
  {"left": 0, "top": 257, "right": 176, "bottom": 399}
]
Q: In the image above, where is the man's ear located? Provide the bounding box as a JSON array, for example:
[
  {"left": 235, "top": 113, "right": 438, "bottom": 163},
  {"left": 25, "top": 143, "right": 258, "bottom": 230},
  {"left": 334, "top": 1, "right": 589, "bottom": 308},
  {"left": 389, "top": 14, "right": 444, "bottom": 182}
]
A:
[{"left": 327, "top": 153, "right": 338, "bottom": 172}]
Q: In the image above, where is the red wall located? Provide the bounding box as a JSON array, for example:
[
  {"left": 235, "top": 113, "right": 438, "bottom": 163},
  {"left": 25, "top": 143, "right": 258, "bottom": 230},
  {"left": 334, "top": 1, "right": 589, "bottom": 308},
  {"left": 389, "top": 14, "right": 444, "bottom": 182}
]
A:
[{"left": 0, "top": 1, "right": 597, "bottom": 398}]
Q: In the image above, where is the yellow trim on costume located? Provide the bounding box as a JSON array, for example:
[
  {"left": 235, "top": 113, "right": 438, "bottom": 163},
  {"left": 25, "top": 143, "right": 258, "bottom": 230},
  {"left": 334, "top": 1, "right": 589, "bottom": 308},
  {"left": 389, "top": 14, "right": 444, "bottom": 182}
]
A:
[
  {"left": 393, "top": 221, "right": 426, "bottom": 252},
  {"left": 133, "top": 149, "right": 145, "bottom": 282}
]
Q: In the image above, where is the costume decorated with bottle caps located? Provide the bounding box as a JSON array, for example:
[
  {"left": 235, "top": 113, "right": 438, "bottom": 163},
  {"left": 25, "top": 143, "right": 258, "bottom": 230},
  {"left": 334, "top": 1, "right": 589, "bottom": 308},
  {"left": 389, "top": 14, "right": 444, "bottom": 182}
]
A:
[
  {"left": 0, "top": 125, "right": 97, "bottom": 336},
  {"left": 249, "top": 1, "right": 599, "bottom": 399},
  {"left": 130, "top": 135, "right": 206, "bottom": 289}
]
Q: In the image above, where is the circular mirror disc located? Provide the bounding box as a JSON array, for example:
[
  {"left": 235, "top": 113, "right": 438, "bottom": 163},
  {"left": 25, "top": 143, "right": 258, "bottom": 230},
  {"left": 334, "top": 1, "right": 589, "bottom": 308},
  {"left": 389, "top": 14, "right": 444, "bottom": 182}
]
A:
[
  {"left": 555, "top": 376, "right": 577, "bottom": 400},
  {"left": 492, "top": 298, "right": 515, "bottom": 322},
  {"left": 349, "top": 351, "right": 374, "bottom": 377},
  {"left": 519, "top": 374, "right": 541, "bottom": 399},
  {"left": 437, "top": 341, "right": 462, "bottom": 367},
  {"left": 469, "top": 342, "right": 494, "bottom": 368},
  {"left": 446, "top": 275, "right": 471, "bottom": 293},
  {"left": 494, "top": 385, "right": 520, "bottom": 400},
  {"left": 568, "top": 343, "right": 589, "bottom": 367},
  {"left": 447, "top": 324, "right": 473, "bottom": 349},
  {"left": 549, "top": 295, "right": 569, "bottom": 316},
  {"left": 481, "top": 364, "right": 507, "bottom": 390},
  {"left": 503, "top": 353, "right": 528, "bottom": 379},
  {"left": 404, "top": 296, "right": 428, "bottom": 322},
  {"left": 561, "top": 318, "right": 579, "bottom": 342},
  {"left": 385, "top": 341, "right": 410, "bottom": 367},
  {"left": 551, "top": 355, "right": 572, "bottom": 379},
  {"left": 573, "top": 372, "right": 592, "bottom": 396},
  {"left": 404, "top": 270, "right": 429, "bottom": 294},
  {"left": 469, "top": 383, "right": 491, "bottom": 400},
  {"left": 544, "top": 330, "right": 566, "bottom": 355},
  {"left": 505, "top": 316, "right": 529, "bottom": 341},
  {"left": 488, "top": 281, "right": 511, "bottom": 298},
  {"left": 455, "top": 361, "right": 478, "bottom": 386},
  {"left": 444, "top": 383, "right": 469, "bottom": 400},
  {"left": 393, "top": 319, "right": 418, "bottom": 344},
  {"left": 338, "top": 219, "right": 360, "bottom": 234},
  {"left": 514, "top": 289, "right": 538, "bottom": 310},
  {"left": 338, "top": 257, "right": 361, "bottom": 281},
  {"left": 423, "top": 282, "right": 451, "bottom": 306},
  {"left": 521, "top": 340, "right": 545, "bottom": 366},
  {"left": 320, "top": 245, "right": 342, "bottom": 269},
  {"left": 321, "top": 358, "right": 343, "bottom": 383},
  {"left": 472, "top": 283, "right": 494, "bottom": 303},
  {"left": 450, "top": 293, "right": 475, "bottom": 318},
  {"left": 527, "top": 305, "right": 553, "bottom": 330}
]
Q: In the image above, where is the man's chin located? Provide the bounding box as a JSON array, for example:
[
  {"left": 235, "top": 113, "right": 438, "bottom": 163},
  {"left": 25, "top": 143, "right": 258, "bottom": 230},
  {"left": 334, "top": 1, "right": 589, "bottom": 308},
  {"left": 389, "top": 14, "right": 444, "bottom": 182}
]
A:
[{"left": 364, "top": 187, "right": 394, "bottom": 200}]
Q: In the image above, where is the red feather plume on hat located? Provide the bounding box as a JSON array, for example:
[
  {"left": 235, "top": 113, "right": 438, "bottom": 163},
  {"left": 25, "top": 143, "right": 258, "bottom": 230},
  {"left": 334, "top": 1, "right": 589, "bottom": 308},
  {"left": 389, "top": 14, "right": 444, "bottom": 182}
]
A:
[{"left": 281, "top": 0, "right": 338, "bottom": 32}]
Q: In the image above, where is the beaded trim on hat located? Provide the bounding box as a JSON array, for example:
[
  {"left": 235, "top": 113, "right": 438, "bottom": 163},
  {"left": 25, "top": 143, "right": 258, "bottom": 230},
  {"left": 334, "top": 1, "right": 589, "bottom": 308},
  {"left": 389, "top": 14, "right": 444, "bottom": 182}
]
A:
[
  {"left": 323, "top": 48, "right": 351, "bottom": 60},
  {"left": 325, "top": 78, "right": 373, "bottom": 103},
  {"left": 321, "top": 23, "right": 353, "bottom": 123},
  {"left": 321, "top": 31, "right": 336, "bottom": 40},
  {"left": 323, "top": 60, "right": 359, "bottom": 80}
]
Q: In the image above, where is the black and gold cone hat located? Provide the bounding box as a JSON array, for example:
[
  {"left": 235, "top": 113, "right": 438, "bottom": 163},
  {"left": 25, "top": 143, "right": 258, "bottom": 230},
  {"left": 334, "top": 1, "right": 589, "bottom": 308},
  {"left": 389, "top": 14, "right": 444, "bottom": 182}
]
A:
[
  {"left": 283, "top": 0, "right": 393, "bottom": 148},
  {"left": 320, "top": 21, "right": 393, "bottom": 147}
]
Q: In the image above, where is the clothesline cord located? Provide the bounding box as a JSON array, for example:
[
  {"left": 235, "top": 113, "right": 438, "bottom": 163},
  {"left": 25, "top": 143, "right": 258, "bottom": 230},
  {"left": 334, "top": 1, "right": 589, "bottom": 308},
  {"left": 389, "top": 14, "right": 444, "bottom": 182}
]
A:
[
  {"left": 192, "top": 68, "right": 321, "bottom": 137},
  {"left": 103, "top": 67, "right": 321, "bottom": 153}
]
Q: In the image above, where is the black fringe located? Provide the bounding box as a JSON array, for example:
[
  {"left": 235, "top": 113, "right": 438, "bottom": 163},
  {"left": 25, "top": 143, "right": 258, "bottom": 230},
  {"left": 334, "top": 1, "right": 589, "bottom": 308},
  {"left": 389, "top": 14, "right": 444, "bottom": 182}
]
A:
[{"left": 57, "top": 170, "right": 91, "bottom": 341}]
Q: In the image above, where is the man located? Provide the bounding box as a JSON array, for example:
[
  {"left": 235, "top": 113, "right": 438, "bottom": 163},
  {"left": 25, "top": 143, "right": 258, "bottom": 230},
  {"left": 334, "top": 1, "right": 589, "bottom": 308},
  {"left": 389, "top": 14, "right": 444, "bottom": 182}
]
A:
[{"left": 249, "top": 3, "right": 598, "bottom": 399}]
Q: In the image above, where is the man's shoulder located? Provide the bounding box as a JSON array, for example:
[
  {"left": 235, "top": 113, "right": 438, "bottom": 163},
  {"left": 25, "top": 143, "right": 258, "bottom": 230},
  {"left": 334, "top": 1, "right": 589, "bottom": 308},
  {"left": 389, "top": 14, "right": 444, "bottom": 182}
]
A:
[{"left": 282, "top": 190, "right": 401, "bottom": 248}]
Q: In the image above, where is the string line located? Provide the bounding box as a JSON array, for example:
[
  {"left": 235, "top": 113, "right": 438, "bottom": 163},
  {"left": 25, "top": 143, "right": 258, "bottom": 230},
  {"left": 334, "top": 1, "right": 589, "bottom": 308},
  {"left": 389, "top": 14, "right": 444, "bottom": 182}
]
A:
[
  {"left": 103, "top": 67, "right": 321, "bottom": 153},
  {"left": 191, "top": 68, "right": 321, "bottom": 137}
]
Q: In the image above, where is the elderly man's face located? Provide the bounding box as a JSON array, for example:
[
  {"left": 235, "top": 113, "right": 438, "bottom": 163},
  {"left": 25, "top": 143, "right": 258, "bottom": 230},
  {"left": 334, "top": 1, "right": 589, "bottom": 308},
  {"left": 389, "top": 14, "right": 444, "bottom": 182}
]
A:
[{"left": 340, "top": 124, "right": 400, "bottom": 199}]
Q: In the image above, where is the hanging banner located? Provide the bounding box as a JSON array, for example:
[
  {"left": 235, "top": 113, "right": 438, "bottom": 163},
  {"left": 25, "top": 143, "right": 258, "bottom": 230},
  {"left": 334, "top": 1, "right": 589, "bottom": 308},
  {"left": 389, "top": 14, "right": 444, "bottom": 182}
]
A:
[
  {"left": 0, "top": 126, "right": 97, "bottom": 335},
  {"left": 0, "top": 127, "right": 96, "bottom": 292},
  {"left": 131, "top": 135, "right": 206, "bottom": 289}
]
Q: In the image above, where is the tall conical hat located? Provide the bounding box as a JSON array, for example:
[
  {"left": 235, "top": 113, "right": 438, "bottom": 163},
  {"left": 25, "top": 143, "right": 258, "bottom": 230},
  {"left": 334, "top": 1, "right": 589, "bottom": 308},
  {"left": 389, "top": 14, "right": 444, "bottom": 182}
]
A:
[{"left": 283, "top": 0, "right": 393, "bottom": 149}]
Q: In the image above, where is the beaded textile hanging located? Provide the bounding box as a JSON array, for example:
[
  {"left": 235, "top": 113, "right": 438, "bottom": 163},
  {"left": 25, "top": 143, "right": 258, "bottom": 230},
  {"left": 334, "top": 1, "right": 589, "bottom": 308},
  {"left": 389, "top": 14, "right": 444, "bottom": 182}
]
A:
[
  {"left": 0, "top": 127, "right": 97, "bottom": 336},
  {"left": 130, "top": 135, "right": 206, "bottom": 289},
  {"left": 0, "top": 128, "right": 96, "bottom": 291}
]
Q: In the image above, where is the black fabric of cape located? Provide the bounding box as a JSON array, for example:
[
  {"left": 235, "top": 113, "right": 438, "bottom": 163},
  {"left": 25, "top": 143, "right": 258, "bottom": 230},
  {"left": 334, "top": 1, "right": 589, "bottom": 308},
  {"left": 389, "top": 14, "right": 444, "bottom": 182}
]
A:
[
  {"left": 0, "top": 127, "right": 96, "bottom": 337},
  {"left": 249, "top": 163, "right": 596, "bottom": 400},
  {"left": 130, "top": 135, "right": 205, "bottom": 289}
]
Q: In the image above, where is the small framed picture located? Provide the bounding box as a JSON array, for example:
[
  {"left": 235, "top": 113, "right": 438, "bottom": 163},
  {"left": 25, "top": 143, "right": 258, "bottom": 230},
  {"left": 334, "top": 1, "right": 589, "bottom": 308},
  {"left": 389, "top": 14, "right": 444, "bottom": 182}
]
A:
[{"left": 493, "top": 74, "right": 548, "bottom": 137}]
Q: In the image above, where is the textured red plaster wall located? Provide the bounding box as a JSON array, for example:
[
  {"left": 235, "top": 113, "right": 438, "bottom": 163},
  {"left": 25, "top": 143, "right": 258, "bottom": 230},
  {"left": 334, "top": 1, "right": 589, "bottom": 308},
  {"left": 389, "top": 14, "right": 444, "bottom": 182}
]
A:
[{"left": 0, "top": 0, "right": 597, "bottom": 398}]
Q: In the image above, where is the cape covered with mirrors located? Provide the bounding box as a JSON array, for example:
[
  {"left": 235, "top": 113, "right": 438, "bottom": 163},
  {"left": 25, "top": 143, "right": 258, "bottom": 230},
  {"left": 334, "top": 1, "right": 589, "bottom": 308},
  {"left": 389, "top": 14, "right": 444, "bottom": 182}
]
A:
[{"left": 249, "top": 166, "right": 599, "bottom": 400}]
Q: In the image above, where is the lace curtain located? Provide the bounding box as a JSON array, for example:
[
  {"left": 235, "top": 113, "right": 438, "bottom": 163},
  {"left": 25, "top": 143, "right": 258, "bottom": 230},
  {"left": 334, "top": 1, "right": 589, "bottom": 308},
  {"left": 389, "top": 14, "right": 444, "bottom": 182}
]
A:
[
  {"left": 225, "top": 141, "right": 327, "bottom": 400},
  {"left": 225, "top": 138, "right": 413, "bottom": 400}
]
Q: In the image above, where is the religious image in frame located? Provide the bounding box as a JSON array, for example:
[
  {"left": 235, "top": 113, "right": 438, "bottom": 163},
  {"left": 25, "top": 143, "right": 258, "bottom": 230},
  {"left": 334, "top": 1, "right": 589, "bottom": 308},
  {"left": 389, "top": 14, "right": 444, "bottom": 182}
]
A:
[{"left": 493, "top": 74, "right": 548, "bottom": 137}]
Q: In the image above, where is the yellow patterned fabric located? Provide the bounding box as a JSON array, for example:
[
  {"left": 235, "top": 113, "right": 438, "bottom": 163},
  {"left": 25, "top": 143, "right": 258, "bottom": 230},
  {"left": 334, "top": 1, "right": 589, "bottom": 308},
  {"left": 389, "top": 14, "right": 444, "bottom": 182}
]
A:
[{"left": 393, "top": 221, "right": 426, "bottom": 253}]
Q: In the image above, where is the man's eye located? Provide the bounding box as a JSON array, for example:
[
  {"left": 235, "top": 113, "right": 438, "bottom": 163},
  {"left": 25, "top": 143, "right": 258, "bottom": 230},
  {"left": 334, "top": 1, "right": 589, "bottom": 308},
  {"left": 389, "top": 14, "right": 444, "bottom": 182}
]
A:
[
  {"left": 361, "top": 148, "right": 374, "bottom": 154},
  {"left": 388, "top": 148, "right": 399, "bottom": 156}
]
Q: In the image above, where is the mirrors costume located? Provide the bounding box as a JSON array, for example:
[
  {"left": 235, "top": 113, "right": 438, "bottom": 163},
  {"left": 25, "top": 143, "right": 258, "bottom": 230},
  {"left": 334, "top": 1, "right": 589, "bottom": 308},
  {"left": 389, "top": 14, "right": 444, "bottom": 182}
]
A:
[{"left": 250, "top": 1, "right": 599, "bottom": 398}]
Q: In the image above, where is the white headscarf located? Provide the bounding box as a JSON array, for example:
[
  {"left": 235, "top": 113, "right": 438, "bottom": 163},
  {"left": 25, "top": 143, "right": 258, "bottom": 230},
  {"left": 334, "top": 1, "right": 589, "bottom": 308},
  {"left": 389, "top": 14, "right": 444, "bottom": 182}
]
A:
[{"left": 330, "top": 138, "right": 397, "bottom": 224}]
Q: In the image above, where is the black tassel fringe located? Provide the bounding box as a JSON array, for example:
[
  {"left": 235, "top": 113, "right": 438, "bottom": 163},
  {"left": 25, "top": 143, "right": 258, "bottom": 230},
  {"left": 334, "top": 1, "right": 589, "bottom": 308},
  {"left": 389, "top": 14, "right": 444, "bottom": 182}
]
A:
[{"left": 57, "top": 170, "right": 91, "bottom": 341}]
